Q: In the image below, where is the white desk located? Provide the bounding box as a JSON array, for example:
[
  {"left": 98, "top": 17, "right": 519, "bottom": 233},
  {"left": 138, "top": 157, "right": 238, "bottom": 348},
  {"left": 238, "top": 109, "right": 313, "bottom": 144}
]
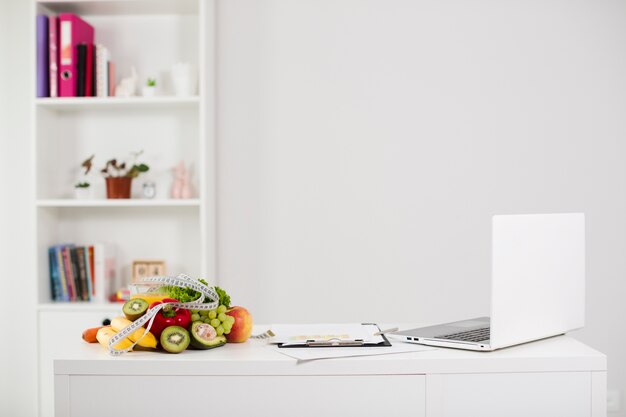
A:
[{"left": 54, "top": 333, "right": 606, "bottom": 417}]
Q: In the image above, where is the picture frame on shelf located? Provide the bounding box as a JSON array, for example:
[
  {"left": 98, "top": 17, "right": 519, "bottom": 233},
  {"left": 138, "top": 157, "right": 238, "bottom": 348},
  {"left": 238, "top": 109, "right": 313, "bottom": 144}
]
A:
[{"left": 132, "top": 260, "right": 166, "bottom": 282}]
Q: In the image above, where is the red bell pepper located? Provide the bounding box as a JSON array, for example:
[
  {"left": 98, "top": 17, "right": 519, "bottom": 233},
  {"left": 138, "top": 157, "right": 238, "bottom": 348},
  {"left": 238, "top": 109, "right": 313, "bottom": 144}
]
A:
[{"left": 146, "top": 298, "right": 192, "bottom": 338}]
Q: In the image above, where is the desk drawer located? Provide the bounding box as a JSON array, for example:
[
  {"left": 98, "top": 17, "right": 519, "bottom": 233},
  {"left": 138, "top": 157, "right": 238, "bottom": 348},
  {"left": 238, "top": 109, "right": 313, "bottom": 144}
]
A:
[
  {"left": 426, "top": 372, "right": 591, "bottom": 417},
  {"left": 65, "top": 375, "right": 426, "bottom": 417}
]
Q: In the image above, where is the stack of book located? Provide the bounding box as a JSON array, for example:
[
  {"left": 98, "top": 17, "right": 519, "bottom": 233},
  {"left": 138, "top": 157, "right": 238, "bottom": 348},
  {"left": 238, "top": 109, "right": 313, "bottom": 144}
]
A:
[
  {"left": 48, "top": 243, "right": 116, "bottom": 303},
  {"left": 36, "top": 13, "right": 116, "bottom": 98}
]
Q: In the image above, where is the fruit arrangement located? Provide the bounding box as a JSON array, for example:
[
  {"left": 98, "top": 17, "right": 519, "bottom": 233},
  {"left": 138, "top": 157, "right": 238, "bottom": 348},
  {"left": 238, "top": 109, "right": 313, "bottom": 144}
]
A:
[{"left": 82, "top": 277, "right": 253, "bottom": 354}]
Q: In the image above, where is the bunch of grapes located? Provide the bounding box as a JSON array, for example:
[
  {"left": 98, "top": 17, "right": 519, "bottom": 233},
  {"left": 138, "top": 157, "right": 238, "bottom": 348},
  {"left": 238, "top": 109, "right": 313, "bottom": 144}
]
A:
[{"left": 190, "top": 305, "right": 235, "bottom": 336}]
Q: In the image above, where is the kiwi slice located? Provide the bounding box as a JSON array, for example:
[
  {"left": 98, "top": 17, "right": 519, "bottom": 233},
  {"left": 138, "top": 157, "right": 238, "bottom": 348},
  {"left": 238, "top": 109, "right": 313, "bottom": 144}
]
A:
[
  {"left": 160, "top": 326, "right": 190, "bottom": 353},
  {"left": 123, "top": 298, "right": 149, "bottom": 321}
]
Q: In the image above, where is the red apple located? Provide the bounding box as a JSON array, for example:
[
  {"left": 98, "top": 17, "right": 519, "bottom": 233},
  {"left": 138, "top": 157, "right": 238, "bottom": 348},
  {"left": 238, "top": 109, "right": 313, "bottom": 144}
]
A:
[{"left": 225, "top": 306, "right": 253, "bottom": 343}]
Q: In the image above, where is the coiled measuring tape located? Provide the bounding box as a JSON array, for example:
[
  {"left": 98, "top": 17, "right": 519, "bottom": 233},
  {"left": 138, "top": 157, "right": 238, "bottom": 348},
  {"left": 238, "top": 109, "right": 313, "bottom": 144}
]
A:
[{"left": 108, "top": 273, "right": 220, "bottom": 356}]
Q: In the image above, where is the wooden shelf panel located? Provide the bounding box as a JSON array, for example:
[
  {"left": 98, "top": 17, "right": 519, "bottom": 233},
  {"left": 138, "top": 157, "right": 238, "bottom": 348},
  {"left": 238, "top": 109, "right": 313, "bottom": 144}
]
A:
[
  {"left": 37, "top": 199, "right": 201, "bottom": 208},
  {"left": 37, "top": 0, "right": 199, "bottom": 16}
]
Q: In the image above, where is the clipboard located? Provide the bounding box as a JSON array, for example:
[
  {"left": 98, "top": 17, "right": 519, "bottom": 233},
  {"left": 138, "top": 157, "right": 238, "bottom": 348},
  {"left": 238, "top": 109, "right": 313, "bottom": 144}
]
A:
[{"left": 274, "top": 323, "right": 392, "bottom": 348}]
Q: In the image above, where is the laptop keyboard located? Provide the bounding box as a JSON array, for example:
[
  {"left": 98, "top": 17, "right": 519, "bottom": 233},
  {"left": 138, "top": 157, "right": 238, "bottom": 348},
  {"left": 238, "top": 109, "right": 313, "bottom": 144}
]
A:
[{"left": 436, "top": 327, "right": 490, "bottom": 342}]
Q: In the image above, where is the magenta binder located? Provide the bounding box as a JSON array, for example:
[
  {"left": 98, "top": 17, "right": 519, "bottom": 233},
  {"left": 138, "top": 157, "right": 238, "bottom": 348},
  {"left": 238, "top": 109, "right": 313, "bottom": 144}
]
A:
[{"left": 58, "top": 14, "right": 94, "bottom": 97}]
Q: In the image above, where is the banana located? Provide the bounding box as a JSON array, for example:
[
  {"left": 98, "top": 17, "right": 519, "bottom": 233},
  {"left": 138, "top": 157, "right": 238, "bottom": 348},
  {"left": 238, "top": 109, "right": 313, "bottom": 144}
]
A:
[
  {"left": 111, "top": 316, "right": 157, "bottom": 349},
  {"left": 96, "top": 327, "right": 134, "bottom": 351}
]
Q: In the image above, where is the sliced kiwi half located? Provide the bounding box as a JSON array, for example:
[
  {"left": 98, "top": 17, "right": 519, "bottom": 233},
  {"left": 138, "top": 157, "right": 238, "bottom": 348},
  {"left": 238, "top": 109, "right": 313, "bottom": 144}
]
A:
[
  {"left": 123, "top": 298, "right": 149, "bottom": 321},
  {"left": 160, "top": 326, "right": 190, "bottom": 353}
]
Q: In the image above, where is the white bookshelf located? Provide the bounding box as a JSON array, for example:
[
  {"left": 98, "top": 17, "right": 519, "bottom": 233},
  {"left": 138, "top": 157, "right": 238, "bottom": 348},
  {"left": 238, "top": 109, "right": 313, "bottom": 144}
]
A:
[{"left": 32, "top": 1, "right": 215, "bottom": 416}]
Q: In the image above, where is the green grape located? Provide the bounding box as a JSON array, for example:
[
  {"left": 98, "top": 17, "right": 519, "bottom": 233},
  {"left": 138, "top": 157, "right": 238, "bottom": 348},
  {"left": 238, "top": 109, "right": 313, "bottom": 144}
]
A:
[
  {"left": 190, "top": 309, "right": 200, "bottom": 314},
  {"left": 199, "top": 310, "right": 208, "bottom": 317},
  {"left": 217, "top": 305, "right": 227, "bottom": 314},
  {"left": 225, "top": 315, "right": 235, "bottom": 324},
  {"left": 210, "top": 318, "right": 221, "bottom": 328},
  {"left": 203, "top": 317, "right": 212, "bottom": 324},
  {"left": 222, "top": 321, "right": 232, "bottom": 332},
  {"left": 208, "top": 310, "right": 217, "bottom": 320},
  {"left": 216, "top": 325, "right": 224, "bottom": 336},
  {"left": 223, "top": 327, "right": 231, "bottom": 335},
  {"left": 191, "top": 313, "right": 201, "bottom": 322},
  {"left": 218, "top": 312, "right": 227, "bottom": 322}
]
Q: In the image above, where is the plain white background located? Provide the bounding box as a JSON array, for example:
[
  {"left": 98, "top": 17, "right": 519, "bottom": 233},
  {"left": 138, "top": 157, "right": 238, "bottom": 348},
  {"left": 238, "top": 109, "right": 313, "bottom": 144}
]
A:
[{"left": 2, "top": 0, "right": 625, "bottom": 415}]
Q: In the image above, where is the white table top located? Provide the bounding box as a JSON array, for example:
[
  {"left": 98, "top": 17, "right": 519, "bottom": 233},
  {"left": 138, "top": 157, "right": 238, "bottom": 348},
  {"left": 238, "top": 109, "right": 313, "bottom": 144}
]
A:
[{"left": 55, "top": 326, "right": 606, "bottom": 377}]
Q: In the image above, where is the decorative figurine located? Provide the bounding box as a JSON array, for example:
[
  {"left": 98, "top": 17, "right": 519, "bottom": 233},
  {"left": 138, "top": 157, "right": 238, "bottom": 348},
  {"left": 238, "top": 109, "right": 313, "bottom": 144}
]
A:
[
  {"left": 115, "top": 66, "right": 138, "bottom": 97},
  {"left": 171, "top": 161, "right": 193, "bottom": 199}
]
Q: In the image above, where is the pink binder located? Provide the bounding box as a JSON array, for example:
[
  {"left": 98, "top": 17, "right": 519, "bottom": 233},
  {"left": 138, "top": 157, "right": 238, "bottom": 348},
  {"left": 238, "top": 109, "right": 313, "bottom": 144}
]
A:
[{"left": 58, "top": 14, "right": 94, "bottom": 97}]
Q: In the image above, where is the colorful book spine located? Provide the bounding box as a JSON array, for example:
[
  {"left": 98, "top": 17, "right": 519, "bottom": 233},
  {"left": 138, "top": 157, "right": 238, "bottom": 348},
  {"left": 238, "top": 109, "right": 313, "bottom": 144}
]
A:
[
  {"left": 85, "top": 44, "right": 94, "bottom": 97},
  {"left": 36, "top": 15, "right": 49, "bottom": 97},
  {"left": 76, "top": 44, "right": 87, "bottom": 97},
  {"left": 95, "top": 44, "right": 108, "bottom": 97},
  {"left": 108, "top": 61, "right": 116, "bottom": 96},
  {"left": 58, "top": 13, "right": 94, "bottom": 97},
  {"left": 48, "top": 248, "right": 61, "bottom": 301},
  {"left": 61, "top": 246, "right": 75, "bottom": 301},
  {"left": 55, "top": 247, "right": 69, "bottom": 301},
  {"left": 75, "top": 247, "right": 89, "bottom": 301},
  {"left": 48, "top": 16, "right": 58, "bottom": 97},
  {"left": 88, "top": 246, "right": 95, "bottom": 297}
]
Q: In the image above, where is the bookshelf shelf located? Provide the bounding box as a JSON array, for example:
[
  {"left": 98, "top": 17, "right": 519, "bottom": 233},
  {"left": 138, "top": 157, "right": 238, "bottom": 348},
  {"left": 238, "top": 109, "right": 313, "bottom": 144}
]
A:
[
  {"left": 37, "top": 302, "right": 122, "bottom": 312},
  {"left": 36, "top": 198, "right": 201, "bottom": 207},
  {"left": 37, "top": 0, "right": 199, "bottom": 16},
  {"left": 36, "top": 96, "right": 200, "bottom": 110}
]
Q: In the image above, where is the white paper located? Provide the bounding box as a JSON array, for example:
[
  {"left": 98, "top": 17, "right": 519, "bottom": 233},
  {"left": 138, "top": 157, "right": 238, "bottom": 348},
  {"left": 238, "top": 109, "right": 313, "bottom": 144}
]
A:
[
  {"left": 270, "top": 323, "right": 385, "bottom": 346},
  {"left": 276, "top": 342, "right": 436, "bottom": 361}
]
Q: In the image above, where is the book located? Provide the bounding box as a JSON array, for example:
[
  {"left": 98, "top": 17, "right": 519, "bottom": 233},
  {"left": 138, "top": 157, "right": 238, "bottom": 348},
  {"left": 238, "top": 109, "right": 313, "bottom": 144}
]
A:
[
  {"left": 69, "top": 247, "right": 83, "bottom": 301},
  {"left": 48, "top": 16, "right": 58, "bottom": 97},
  {"left": 55, "top": 246, "right": 69, "bottom": 301},
  {"left": 88, "top": 246, "right": 95, "bottom": 297},
  {"left": 61, "top": 246, "right": 75, "bottom": 301},
  {"left": 58, "top": 14, "right": 94, "bottom": 97},
  {"left": 82, "top": 246, "right": 94, "bottom": 300},
  {"left": 95, "top": 44, "right": 109, "bottom": 97},
  {"left": 48, "top": 247, "right": 61, "bottom": 301},
  {"left": 76, "top": 44, "right": 87, "bottom": 97},
  {"left": 108, "top": 61, "right": 116, "bottom": 96},
  {"left": 93, "top": 243, "right": 116, "bottom": 303},
  {"left": 75, "top": 246, "right": 90, "bottom": 301},
  {"left": 36, "top": 15, "right": 49, "bottom": 97},
  {"left": 91, "top": 45, "right": 97, "bottom": 96},
  {"left": 85, "top": 44, "right": 94, "bottom": 97}
]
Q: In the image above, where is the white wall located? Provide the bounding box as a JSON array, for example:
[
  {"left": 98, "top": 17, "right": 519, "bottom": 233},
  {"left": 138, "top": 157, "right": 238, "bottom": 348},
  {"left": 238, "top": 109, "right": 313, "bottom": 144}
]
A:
[
  {"left": 0, "top": 0, "right": 37, "bottom": 415},
  {"left": 216, "top": 0, "right": 626, "bottom": 412},
  {"left": 1, "top": 0, "right": 625, "bottom": 415}
]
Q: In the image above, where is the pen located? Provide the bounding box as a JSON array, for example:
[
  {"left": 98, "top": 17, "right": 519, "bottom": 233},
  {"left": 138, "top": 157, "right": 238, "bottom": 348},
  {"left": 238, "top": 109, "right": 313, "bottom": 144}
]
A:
[{"left": 374, "top": 327, "right": 399, "bottom": 336}]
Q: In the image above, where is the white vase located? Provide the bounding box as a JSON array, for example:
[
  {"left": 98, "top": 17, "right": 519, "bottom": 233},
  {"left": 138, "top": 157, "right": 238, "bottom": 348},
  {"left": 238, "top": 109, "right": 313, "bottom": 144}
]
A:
[
  {"left": 74, "top": 187, "right": 92, "bottom": 200},
  {"left": 171, "top": 63, "right": 197, "bottom": 97},
  {"left": 142, "top": 86, "right": 156, "bottom": 97}
]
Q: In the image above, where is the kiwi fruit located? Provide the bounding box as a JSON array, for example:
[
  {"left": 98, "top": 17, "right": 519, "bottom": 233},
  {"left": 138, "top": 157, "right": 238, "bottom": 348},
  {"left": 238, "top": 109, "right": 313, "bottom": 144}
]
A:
[
  {"left": 123, "top": 298, "right": 149, "bottom": 321},
  {"left": 160, "top": 326, "right": 190, "bottom": 353}
]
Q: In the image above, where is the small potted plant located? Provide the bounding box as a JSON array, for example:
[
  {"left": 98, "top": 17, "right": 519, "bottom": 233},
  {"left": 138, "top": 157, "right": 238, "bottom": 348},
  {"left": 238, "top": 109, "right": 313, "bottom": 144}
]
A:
[
  {"left": 143, "top": 78, "right": 157, "bottom": 97},
  {"left": 75, "top": 155, "right": 94, "bottom": 199},
  {"left": 101, "top": 150, "right": 150, "bottom": 199}
]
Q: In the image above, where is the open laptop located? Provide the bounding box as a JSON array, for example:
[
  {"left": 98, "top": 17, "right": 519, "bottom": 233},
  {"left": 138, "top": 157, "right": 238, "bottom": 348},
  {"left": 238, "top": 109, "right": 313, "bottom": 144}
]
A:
[{"left": 390, "top": 213, "right": 585, "bottom": 351}]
